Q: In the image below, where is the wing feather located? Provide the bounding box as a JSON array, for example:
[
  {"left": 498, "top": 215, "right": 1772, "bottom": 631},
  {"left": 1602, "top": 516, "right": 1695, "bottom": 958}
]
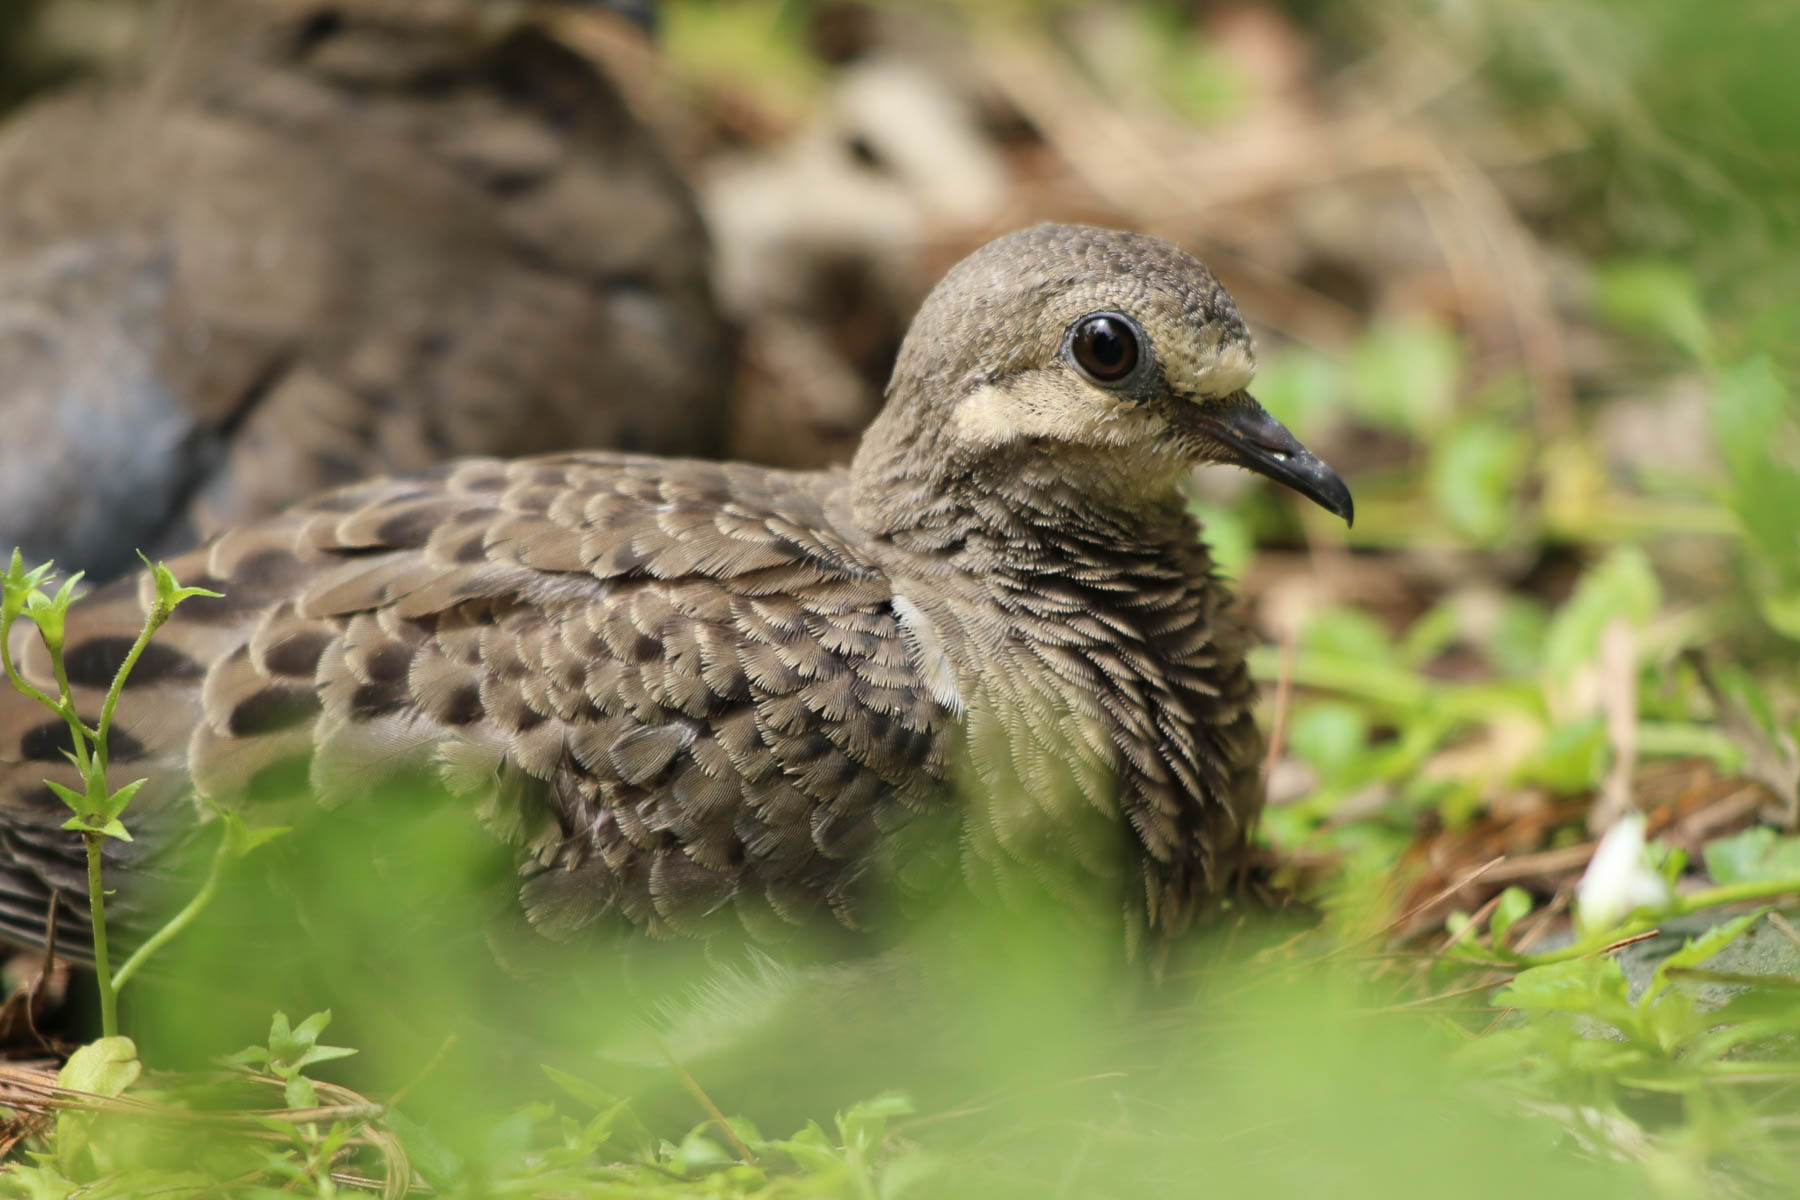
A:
[{"left": 0, "top": 453, "right": 951, "bottom": 958}]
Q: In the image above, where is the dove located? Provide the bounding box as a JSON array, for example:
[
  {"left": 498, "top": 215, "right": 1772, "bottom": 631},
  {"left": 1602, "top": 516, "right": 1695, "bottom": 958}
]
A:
[{"left": 0, "top": 223, "right": 1351, "bottom": 965}]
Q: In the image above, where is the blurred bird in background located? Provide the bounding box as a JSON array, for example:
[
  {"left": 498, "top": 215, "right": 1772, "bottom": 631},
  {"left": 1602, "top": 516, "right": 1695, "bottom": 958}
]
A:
[{"left": 0, "top": 0, "right": 731, "bottom": 581}]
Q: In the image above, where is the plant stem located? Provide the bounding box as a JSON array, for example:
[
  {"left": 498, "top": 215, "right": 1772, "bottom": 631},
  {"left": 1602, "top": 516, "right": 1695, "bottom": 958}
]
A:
[
  {"left": 43, "top": 639, "right": 93, "bottom": 784},
  {"left": 113, "top": 837, "right": 227, "bottom": 991},
  {"left": 85, "top": 831, "right": 118, "bottom": 1038},
  {"left": 0, "top": 610, "right": 59, "bottom": 714},
  {"left": 95, "top": 606, "right": 167, "bottom": 778}
]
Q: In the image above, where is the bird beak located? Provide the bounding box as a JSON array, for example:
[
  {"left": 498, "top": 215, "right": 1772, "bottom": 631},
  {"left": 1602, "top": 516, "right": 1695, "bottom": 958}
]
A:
[{"left": 1192, "top": 392, "right": 1354, "bottom": 526}]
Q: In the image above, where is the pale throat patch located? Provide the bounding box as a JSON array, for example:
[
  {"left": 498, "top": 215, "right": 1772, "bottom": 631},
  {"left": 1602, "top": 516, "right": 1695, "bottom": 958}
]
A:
[
  {"left": 950, "top": 382, "right": 1134, "bottom": 449},
  {"left": 951, "top": 383, "right": 1035, "bottom": 447},
  {"left": 891, "top": 593, "right": 965, "bottom": 715}
]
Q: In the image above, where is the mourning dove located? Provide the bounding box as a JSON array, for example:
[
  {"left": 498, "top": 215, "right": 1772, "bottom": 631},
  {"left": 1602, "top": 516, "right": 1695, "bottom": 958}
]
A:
[
  {"left": 0, "top": 0, "right": 729, "bottom": 581},
  {"left": 0, "top": 224, "right": 1351, "bottom": 962}
]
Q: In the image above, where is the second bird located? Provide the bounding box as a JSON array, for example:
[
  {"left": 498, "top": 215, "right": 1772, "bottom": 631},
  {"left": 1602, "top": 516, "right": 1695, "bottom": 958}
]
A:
[{"left": 0, "top": 0, "right": 731, "bottom": 580}]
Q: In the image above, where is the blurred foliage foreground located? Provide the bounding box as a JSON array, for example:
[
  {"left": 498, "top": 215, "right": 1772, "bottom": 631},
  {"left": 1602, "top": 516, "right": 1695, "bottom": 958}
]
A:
[
  {"left": 0, "top": 280, "right": 1795, "bottom": 1197},
  {"left": 1, "top": 0, "right": 1800, "bottom": 1196},
  {"left": 0, "top": 741, "right": 1707, "bottom": 1200}
]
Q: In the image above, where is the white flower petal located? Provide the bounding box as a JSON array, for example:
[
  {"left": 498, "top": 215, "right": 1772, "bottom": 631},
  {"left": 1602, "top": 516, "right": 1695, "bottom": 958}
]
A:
[{"left": 1575, "top": 812, "right": 1671, "bottom": 932}]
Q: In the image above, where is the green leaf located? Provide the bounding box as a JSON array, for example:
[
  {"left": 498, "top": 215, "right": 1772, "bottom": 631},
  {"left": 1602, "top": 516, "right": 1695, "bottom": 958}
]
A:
[
  {"left": 1396, "top": 600, "right": 1461, "bottom": 668},
  {"left": 673, "top": 1131, "right": 734, "bottom": 1174},
  {"left": 284, "top": 1072, "right": 317, "bottom": 1110},
  {"left": 0, "top": 1161, "right": 82, "bottom": 1200},
  {"left": 1715, "top": 663, "right": 1781, "bottom": 742},
  {"left": 1593, "top": 259, "right": 1712, "bottom": 361},
  {"left": 1301, "top": 606, "right": 1395, "bottom": 665},
  {"left": 1187, "top": 501, "right": 1252, "bottom": 582},
  {"left": 51, "top": 572, "right": 83, "bottom": 608},
  {"left": 142, "top": 555, "right": 224, "bottom": 611},
  {"left": 56, "top": 1036, "right": 140, "bottom": 1098},
  {"left": 19, "top": 573, "right": 86, "bottom": 654},
  {"left": 293, "top": 1009, "right": 334, "bottom": 1045},
  {"left": 483, "top": 1102, "right": 554, "bottom": 1168},
  {"left": 386, "top": 1109, "right": 466, "bottom": 1192},
  {"left": 52, "top": 1038, "right": 144, "bottom": 1182},
  {"left": 262, "top": 1009, "right": 357, "bottom": 1076},
  {"left": 102, "top": 777, "right": 147, "bottom": 821},
  {"left": 43, "top": 780, "right": 86, "bottom": 814},
  {"left": 213, "top": 807, "right": 290, "bottom": 859},
  {"left": 1490, "top": 887, "right": 1533, "bottom": 943},
  {"left": 542, "top": 1065, "right": 622, "bottom": 1112},
  {"left": 1635, "top": 721, "right": 1746, "bottom": 770},
  {"left": 1252, "top": 350, "right": 1340, "bottom": 439},
  {"left": 1711, "top": 358, "right": 1800, "bottom": 637},
  {"left": 1, "top": 549, "right": 47, "bottom": 625},
  {"left": 59, "top": 815, "right": 132, "bottom": 842},
  {"left": 1643, "top": 909, "right": 1767, "bottom": 1007},
  {"left": 774, "top": 1128, "right": 845, "bottom": 1173},
  {"left": 1485, "top": 596, "right": 1551, "bottom": 678},
  {"left": 292, "top": 1043, "right": 358, "bottom": 1071},
  {"left": 22, "top": 596, "right": 62, "bottom": 650},
  {"left": 1347, "top": 318, "right": 1462, "bottom": 435},
  {"left": 1430, "top": 419, "right": 1529, "bottom": 544},
  {"left": 1514, "top": 716, "right": 1607, "bottom": 793},
  {"left": 1703, "top": 827, "right": 1800, "bottom": 885},
  {"left": 222, "top": 1043, "right": 270, "bottom": 1069},
  {"left": 541, "top": 1066, "right": 652, "bottom": 1156},
  {"left": 1543, "top": 546, "right": 1661, "bottom": 683},
  {"left": 1288, "top": 701, "right": 1369, "bottom": 780},
  {"left": 878, "top": 1147, "right": 947, "bottom": 1200},
  {"left": 1498, "top": 957, "right": 1634, "bottom": 1030},
  {"left": 1757, "top": 591, "right": 1800, "bottom": 641},
  {"left": 837, "top": 1091, "right": 913, "bottom": 1157}
]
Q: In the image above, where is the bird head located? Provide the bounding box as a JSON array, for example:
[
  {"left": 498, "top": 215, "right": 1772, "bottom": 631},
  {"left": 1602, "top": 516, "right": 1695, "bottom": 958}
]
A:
[{"left": 856, "top": 223, "right": 1352, "bottom": 527}]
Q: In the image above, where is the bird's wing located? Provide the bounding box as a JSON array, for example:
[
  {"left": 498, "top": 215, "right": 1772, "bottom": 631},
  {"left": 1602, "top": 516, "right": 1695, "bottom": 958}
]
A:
[{"left": 0, "top": 454, "right": 950, "bottom": 958}]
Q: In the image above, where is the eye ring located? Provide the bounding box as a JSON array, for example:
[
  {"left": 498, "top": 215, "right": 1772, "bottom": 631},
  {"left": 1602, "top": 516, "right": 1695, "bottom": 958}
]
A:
[{"left": 1064, "top": 311, "right": 1143, "bottom": 385}]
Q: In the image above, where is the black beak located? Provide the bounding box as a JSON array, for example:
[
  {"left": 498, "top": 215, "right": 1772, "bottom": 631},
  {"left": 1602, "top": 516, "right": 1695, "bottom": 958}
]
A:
[{"left": 1193, "top": 393, "right": 1354, "bottom": 526}]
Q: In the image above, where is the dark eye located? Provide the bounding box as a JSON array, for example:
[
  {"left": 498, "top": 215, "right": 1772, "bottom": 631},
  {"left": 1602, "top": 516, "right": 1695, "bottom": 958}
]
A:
[{"left": 1067, "top": 313, "right": 1140, "bottom": 383}]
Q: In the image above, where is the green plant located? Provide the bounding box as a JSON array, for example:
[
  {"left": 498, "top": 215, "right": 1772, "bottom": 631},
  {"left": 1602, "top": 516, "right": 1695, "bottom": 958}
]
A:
[{"left": 0, "top": 551, "right": 219, "bottom": 1035}]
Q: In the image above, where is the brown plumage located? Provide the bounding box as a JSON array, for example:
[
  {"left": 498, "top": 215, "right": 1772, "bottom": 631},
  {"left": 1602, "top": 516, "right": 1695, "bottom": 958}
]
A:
[
  {"left": 0, "top": 223, "right": 1351, "bottom": 961},
  {"left": 0, "top": 0, "right": 729, "bottom": 581}
]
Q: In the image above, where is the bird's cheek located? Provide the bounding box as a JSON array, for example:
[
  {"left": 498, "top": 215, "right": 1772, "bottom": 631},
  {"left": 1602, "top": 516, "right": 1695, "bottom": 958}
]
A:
[{"left": 1163, "top": 338, "right": 1257, "bottom": 400}]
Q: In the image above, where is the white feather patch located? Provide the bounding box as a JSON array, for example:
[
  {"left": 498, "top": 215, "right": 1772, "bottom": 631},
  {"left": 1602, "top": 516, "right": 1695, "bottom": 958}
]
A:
[
  {"left": 891, "top": 593, "right": 965, "bottom": 716},
  {"left": 950, "top": 384, "right": 1020, "bottom": 447},
  {"left": 1183, "top": 338, "right": 1256, "bottom": 398}
]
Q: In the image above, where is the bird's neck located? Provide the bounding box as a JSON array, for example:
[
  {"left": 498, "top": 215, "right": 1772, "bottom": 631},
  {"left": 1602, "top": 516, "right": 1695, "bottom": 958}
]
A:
[
  {"left": 849, "top": 394, "right": 1194, "bottom": 556},
  {"left": 847, "top": 398, "right": 1215, "bottom": 650},
  {"left": 846, "top": 413, "right": 1253, "bottom": 940}
]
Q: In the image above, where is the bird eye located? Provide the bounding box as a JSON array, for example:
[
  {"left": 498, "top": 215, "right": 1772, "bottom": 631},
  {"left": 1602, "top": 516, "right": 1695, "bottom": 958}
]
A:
[{"left": 1066, "top": 313, "right": 1141, "bottom": 384}]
